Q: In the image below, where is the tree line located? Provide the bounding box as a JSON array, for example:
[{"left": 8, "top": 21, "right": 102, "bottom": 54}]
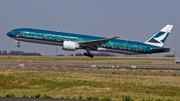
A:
[
  {"left": 57, "top": 53, "right": 116, "bottom": 56},
  {"left": 0, "top": 50, "right": 41, "bottom": 56}
]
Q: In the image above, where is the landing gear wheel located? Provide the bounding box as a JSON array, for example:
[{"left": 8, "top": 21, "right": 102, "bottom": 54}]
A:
[
  {"left": 89, "top": 54, "right": 94, "bottom": 58},
  {"left": 84, "top": 52, "right": 94, "bottom": 58},
  {"left": 83, "top": 53, "right": 88, "bottom": 56},
  {"left": 17, "top": 41, "right": 20, "bottom": 48}
]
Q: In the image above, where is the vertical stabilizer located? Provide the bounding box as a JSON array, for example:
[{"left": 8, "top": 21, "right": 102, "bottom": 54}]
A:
[{"left": 144, "top": 24, "right": 173, "bottom": 47}]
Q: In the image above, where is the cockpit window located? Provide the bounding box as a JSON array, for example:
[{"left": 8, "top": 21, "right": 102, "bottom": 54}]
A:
[{"left": 10, "top": 31, "right": 16, "bottom": 36}]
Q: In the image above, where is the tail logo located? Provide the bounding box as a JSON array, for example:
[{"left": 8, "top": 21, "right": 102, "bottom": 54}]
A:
[
  {"left": 152, "top": 31, "right": 168, "bottom": 44},
  {"left": 147, "top": 31, "right": 169, "bottom": 44},
  {"left": 144, "top": 24, "right": 173, "bottom": 47}
]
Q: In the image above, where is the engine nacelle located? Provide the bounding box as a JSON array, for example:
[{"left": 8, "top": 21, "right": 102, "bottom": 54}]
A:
[{"left": 63, "top": 41, "right": 79, "bottom": 51}]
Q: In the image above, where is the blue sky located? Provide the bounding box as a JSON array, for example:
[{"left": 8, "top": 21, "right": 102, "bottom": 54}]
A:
[{"left": 0, "top": 0, "right": 179, "bottom": 55}]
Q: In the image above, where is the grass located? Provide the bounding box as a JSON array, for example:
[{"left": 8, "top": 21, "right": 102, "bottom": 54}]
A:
[
  {"left": 0, "top": 56, "right": 174, "bottom": 64},
  {"left": 0, "top": 70, "right": 180, "bottom": 100}
]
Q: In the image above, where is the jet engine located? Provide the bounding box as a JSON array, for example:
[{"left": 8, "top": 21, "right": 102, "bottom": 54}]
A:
[{"left": 63, "top": 41, "right": 79, "bottom": 51}]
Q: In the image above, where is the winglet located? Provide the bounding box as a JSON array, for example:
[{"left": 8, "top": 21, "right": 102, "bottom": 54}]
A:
[
  {"left": 114, "top": 36, "right": 120, "bottom": 38},
  {"left": 144, "top": 24, "right": 173, "bottom": 47},
  {"left": 110, "top": 37, "right": 120, "bottom": 40}
]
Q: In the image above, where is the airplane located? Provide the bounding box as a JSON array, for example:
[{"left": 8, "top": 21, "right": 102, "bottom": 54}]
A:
[{"left": 7, "top": 24, "right": 173, "bottom": 58}]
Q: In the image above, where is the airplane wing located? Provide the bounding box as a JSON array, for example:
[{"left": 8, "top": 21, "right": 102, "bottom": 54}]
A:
[{"left": 79, "top": 37, "right": 119, "bottom": 48}]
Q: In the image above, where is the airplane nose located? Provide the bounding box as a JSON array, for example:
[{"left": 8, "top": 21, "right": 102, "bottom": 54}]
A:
[{"left": 7, "top": 31, "right": 14, "bottom": 37}]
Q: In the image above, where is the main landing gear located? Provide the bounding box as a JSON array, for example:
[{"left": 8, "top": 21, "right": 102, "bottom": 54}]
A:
[
  {"left": 84, "top": 53, "right": 94, "bottom": 58},
  {"left": 84, "top": 47, "right": 94, "bottom": 58}
]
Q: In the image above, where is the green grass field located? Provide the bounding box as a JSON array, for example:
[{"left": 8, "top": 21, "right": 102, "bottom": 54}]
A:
[
  {"left": 0, "top": 70, "right": 180, "bottom": 101},
  {"left": 0, "top": 56, "right": 174, "bottom": 64}
]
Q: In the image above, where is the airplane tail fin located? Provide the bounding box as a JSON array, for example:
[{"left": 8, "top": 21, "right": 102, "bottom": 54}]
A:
[{"left": 144, "top": 24, "right": 173, "bottom": 47}]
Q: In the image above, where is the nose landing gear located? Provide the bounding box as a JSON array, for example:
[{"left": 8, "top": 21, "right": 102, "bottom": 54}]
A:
[{"left": 17, "top": 41, "right": 20, "bottom": 48}]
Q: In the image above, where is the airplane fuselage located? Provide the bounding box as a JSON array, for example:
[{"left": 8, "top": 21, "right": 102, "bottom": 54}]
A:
[{"left": 7, "top": 28, "right": 170, "bottom": 55}]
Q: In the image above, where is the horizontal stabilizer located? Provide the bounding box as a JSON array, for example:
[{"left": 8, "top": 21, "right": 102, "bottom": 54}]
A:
[{"left": 151, "top": 48, "right": 170, "bottom": 52}]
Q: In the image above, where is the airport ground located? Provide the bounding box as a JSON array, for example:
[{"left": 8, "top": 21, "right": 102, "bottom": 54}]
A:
[{"left": 0, "top": 56, "right": 180, "bottom": 101}]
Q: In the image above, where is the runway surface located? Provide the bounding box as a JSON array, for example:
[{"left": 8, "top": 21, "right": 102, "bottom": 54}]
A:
[{"left": 0, "top": 62, "right": 180, "bottom": 76}]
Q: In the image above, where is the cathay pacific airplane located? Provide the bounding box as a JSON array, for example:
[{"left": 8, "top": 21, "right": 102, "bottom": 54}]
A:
[{"left": 7, "top": 24, "right": 173, "bottom": 58}]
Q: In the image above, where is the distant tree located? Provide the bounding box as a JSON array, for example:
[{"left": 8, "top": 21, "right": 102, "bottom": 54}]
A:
[
  {"left": 164, "top": 54, "right": 175, "bottom": 57},
  {"left": 4, "top": 50, "right": 7, "bottom": 55},
  {"left": 94, "top": 53, "right": 115, "bottom": 56},
  {"left": 57, "top": 54, "right": 64, "bottom": 56},
  {"left": 75, "top": 53, "right": 83, "bottom": 56},
  {"left": 0, "top": 50, "right": 41, "bottom": 56}
]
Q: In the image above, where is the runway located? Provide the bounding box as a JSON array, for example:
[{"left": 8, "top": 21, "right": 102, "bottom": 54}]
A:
[{"left": 0, "top": 62, "right": 180, "bottom": 76}]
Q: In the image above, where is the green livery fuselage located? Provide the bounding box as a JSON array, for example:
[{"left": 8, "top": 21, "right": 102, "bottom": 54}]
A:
[{"left": 7, "top": 28, "right": 170, "bottom": 55}]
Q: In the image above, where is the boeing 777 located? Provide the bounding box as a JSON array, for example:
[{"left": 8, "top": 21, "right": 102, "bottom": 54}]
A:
[{"left": 7, "top": 24, "right": 173, "bottom": 58}]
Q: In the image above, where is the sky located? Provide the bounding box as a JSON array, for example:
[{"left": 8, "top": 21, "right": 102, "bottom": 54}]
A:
[{"left": 0, "top": 0, "right": 180, "bottom": 56}]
